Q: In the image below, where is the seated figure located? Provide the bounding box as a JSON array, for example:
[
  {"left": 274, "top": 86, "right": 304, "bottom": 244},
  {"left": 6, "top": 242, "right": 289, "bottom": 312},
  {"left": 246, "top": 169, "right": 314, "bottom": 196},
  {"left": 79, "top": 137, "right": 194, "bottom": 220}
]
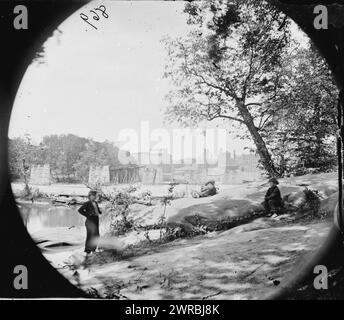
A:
[
  {"left": 192, "top": 180, "right": 218, "bottom": 198},
  {"left": 263, "top": 177, "right": 282, "bottom": 214}
]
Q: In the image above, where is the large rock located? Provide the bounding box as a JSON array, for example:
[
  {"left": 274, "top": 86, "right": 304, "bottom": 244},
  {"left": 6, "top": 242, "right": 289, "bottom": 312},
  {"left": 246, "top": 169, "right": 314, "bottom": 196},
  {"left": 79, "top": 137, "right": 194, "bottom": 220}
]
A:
[
  {"left": 166, "top": 195, "right": 265, "bottom": 232},
  {"left": 109, "top": 174, "right": 339, "bottom": 234}
]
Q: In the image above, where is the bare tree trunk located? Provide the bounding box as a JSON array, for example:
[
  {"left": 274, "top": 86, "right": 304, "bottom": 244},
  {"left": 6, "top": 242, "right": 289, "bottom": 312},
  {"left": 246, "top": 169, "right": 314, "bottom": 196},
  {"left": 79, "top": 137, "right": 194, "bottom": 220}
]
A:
[{"left": 237, "top": 101, "right": 278, "bottom": 177}]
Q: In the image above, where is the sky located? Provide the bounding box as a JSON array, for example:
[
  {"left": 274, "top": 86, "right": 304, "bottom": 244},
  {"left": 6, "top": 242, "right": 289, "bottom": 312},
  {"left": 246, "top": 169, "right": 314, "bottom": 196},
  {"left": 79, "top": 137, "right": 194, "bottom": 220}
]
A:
[{"left": 8, "top": 0, "right": 308, "bottom": 159}]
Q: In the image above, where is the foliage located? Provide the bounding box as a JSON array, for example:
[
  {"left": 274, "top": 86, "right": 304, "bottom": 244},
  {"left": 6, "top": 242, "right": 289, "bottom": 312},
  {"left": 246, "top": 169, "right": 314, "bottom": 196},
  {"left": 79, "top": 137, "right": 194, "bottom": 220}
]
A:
[
  {"left": 40, "top": 134, "right": 88, "bottom": 182},
  {"left": 106, "top": 186, "right": 137, "bottom": 236},
  {"left": 8, "top": 134, "right": 45, "bottom": 194},
  {"left": 299, "top": 188, "right": 321, "bottom": 216},
  {"left": 73, "top": 139, "right": 120, "bottom": 183},
  {"left": 158, "top": 182, "right": 180, "bottom": 240},
  {"left": 8, "top": 134, "right": 121, "bottom": 183},
  {"left": 163, "top": 0, "right": 292, "bottom": 176},
  {"left": 163, "top": 0, "right": 337, "bottom": 177},
  {"left": 263, "top": 46, "right": 337, "bottom": 175},
  {"left": 160, "top": 182, "right": 178, "bottom": 213}
]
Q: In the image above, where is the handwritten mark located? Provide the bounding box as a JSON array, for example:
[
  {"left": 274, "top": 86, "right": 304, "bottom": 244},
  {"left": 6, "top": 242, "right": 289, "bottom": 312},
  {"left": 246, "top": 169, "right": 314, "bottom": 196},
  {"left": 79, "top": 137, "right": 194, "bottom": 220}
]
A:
[{"left": 80, "top": 5, "right": 109, "bottom": 30}]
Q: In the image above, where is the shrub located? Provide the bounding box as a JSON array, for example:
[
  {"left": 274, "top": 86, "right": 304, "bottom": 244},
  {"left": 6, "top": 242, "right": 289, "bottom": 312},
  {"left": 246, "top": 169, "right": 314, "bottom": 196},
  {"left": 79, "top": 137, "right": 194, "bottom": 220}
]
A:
[
  {"left": 106, "top": 186, "right": 136, "bottom": 236},
  {"left": 299, "top": 188, "right": 321, "bottom": 216}
]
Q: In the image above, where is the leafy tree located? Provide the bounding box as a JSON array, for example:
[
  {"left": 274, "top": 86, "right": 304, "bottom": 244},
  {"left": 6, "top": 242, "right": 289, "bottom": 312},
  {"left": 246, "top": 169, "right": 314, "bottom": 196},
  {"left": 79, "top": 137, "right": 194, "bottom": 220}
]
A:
[
  {"left": 163, "top": 0, "right": 292, "bottom": 177},
  {"left": 263, "top": 46, "right": 338, "bottom": 175},
  {"left": 8, "top": 134, "right": 43, "bottom": 192},
  {"left": 40, "top": 134, "right": 88, "bottom": 181},
  {"left": 9, "top": 134, "right": 121, "bottom": 183},
  {"left": 73, "top": 139, "right": 120, "bottom": 182}
]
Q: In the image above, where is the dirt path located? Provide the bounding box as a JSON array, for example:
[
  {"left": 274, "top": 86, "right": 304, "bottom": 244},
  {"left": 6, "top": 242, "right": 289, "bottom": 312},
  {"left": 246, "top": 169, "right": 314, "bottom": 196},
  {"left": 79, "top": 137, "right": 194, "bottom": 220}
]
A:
[{"left": 50, "top": 219, "right": 331, "bottom": 300}]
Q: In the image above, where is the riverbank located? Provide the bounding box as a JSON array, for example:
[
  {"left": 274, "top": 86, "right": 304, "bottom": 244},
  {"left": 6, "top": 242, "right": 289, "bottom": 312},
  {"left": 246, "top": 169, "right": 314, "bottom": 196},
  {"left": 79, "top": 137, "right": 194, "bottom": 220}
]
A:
[
  {"left": 34, "top": 216, "right": 331, "bottom": 299},
  {"left": 11, "top": 181, "right": 204, "bottom": 199},
  {"left": 17, "top": 171, "right": 339, "bottom": 299}
]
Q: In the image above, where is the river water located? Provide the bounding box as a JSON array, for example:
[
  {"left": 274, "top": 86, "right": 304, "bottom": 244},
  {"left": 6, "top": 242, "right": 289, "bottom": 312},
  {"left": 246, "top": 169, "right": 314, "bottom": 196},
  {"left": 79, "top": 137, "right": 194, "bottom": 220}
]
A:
[{"left": 18, "top": 202, "right": 88, "bottom": 234}]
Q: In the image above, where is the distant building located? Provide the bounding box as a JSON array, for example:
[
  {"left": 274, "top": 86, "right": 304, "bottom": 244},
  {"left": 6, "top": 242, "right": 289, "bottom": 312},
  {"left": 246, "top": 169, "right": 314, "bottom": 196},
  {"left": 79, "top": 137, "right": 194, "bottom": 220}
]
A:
[
  {"left": 222, "top": 151, "right": 263, "bottom": 184},
  {"left": 110, "top": 164, "right": 141, "bottom": 184},
  {"left": 131, "top": 148, "right": 263, "bottom": 185},
  {"left": 133, "top": 149, "right": 172, "bottom": 184}
]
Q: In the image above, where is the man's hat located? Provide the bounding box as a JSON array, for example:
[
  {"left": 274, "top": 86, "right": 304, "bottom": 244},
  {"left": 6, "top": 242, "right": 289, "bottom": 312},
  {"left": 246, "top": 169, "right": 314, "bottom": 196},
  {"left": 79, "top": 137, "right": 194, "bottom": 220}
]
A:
[
  {"left": 269, "top": 178, "right": 279, "bottom": 185},
  {"left": 205, "top": 180, "right": 216, "bottom": 186},
  {"left": 88, "top": 190, "right": 98, "bottom": 197}
]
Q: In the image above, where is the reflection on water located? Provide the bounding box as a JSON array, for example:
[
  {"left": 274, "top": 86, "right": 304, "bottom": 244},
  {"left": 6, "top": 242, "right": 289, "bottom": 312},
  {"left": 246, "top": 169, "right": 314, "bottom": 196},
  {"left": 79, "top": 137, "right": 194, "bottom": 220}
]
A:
[{"left": 19, "top": 203, "right": 86, "bottom": 233}]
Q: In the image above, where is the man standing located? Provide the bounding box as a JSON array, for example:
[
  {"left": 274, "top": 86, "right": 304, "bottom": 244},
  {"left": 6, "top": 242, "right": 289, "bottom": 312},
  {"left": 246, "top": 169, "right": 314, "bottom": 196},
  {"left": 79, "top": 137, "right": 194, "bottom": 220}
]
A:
[{"left": 78, "top": 190, "right": 102, "bottom": 256}]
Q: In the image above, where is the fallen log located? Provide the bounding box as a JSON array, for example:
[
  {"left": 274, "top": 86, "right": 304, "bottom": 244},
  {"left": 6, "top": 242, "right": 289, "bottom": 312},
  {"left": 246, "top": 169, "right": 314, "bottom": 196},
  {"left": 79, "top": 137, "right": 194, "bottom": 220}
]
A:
[
  {"left": 51, "top": 198, "right": 83, "bottom": 206},
  {"left": 58, "top": 193, "right": 88, "bottom": 198}
]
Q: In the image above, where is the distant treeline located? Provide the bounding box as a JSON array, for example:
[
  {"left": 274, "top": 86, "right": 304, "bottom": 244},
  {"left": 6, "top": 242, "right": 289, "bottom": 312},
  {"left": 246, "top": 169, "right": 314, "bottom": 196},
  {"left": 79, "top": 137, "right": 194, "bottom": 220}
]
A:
[{"left": 9, "top": 134, "right": 122, "bottom": 183}]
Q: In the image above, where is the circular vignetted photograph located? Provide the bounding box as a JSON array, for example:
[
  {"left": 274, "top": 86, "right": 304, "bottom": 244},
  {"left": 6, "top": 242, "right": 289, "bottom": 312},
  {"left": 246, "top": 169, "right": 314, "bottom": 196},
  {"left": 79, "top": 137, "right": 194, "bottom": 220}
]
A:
[{"left": 7, "top": 0, "right": 341, "bottom": 299}]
